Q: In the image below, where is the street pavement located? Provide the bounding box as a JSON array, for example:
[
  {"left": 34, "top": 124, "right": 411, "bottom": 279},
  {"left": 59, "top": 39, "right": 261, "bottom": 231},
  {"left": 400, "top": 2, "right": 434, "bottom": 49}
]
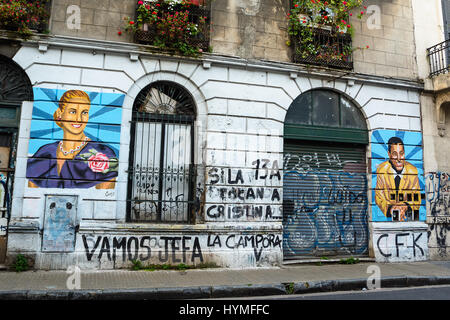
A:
[{"left": 0, "top": 260, "right": 449, "bottom": 299}]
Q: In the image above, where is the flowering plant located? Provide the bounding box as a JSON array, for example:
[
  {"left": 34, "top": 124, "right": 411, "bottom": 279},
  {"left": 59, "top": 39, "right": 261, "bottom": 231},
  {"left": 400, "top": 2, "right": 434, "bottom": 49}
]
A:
[
  {"left": 123, "top": 0, "right": 209, "bottom": 56},
  {"left": 0, "top": 0, "right": 50, "bottom": 37},
  {"left": 287, "top": 0, "right": 367, "bottom": 66}
]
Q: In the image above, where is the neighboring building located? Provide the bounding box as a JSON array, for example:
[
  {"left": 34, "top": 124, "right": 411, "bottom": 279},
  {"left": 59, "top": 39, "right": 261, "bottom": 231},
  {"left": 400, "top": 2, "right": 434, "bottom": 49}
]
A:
[
  {"left": 0, "top": 0, "right": 443, "bottom": 269},
  {"left": 412, "top": 0, "right": 450, "bottom": 260}
]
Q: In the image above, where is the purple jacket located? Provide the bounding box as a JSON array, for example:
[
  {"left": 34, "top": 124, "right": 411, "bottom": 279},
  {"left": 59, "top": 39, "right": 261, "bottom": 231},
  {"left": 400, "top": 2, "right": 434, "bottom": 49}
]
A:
[{"left": 26, "top": 141, "right": 118, "bottom": 189}]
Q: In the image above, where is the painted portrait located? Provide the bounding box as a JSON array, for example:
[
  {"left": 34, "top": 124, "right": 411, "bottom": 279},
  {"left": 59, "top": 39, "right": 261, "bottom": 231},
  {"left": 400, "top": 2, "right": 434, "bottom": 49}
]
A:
[
  {"left": 372, "top": 130, "right": 425, "bottom": 222},
  {"left": 26, "top": 89, "right": 123, "bottom": 189}
]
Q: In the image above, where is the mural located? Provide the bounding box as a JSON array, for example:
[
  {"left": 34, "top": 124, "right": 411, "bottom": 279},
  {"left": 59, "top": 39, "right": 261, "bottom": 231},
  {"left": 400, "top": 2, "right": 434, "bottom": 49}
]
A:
[
  {"left": 26, "top": 88, "right": 123, "bottom": 189},
  {"left": 371, "top": 130, "right": 426, "bottom": 222}
]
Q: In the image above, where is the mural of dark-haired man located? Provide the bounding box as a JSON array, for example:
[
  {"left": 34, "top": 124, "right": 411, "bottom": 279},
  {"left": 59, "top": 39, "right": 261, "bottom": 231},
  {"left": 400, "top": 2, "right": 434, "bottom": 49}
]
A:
[{"left": 375, "top": 137, "right": 421, "bottom": 221}]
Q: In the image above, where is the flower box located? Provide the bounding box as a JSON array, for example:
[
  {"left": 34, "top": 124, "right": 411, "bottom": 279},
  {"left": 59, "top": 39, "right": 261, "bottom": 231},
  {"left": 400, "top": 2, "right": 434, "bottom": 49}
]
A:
[
  {"left": 127, "top": 0, "right": 210, "bottom": 56},
  {"left": 292, "top": 27, "right": 353, "bottom": 70},
  {"left": 0, "top": 0, "right": 50, "bottom": 36}
]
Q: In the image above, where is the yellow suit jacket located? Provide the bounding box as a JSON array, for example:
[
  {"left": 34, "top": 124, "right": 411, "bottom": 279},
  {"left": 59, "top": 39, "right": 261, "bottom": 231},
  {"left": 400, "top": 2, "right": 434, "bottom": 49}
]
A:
[{"left": 375, "top": 160, "right": 421, "bottom": 218}]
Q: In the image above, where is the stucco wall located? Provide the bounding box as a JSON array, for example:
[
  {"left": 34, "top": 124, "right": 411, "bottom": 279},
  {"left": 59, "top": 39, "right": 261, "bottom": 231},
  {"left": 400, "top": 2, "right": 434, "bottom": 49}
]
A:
[
  {"left": 48, "top": 0, "right": 419, "bottom": 81},
  {"left": 411, "top": 0, "right": 450, "bottom": 260},
  {"left": 4, "top": 40, "right": 429, "bottom": 268}
]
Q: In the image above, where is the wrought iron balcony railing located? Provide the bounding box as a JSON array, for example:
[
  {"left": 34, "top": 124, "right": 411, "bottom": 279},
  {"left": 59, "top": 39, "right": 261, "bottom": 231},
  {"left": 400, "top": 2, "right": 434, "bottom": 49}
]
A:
[
  {"left": 133, "top": 1, "right": 211, "bottom": 53},
  {"left": 427, "top": 39, "right": 450, "bottom": 77},
  {"left": 0, "top": 0, "right": 51, "bottom": 35},
  {"left": 292, "top": 27, "right": 353, "bottom": 70}
]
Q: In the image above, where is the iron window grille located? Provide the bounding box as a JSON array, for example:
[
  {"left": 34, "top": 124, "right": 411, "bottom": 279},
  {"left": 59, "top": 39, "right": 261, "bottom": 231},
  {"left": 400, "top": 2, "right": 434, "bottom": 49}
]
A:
[
  {"left": 133, "top": 0, "right": 211, "bottom": 53},
  {"left": 0, "top": 0, "right": 51, "bottom": 34},
  {"left": 292, "top": 27, "right": 353, "bottom": 70},
  {"left": 427, "top": 39, "right": 450, "bottom": 77},
  {"left": 127, "top": 81, "right": 197, "bottom": 223}
]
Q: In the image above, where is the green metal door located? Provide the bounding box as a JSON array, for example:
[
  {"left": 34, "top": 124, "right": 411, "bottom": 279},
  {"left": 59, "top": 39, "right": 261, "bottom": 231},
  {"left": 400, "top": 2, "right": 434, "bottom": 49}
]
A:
[{"left": 283, "top": 140, "right": 369, "bottom": 259}]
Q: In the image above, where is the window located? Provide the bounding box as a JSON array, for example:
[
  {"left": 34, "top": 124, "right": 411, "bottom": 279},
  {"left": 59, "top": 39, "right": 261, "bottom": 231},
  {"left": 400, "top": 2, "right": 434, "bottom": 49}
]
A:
[
  {"left": 0, "top": 0, "right": 51, "bottom": 34},
  {"left": 284, "top": 89, "right": 368, "bottom": 144},
  {"left": 127, "top": 81, "right": 196, "bottom": 223},
  {"left": 133, "top": 0, "right": 211, "bottom": 55},
  {"left": 292, "top": 28, "right": 353, "bottom": 70}
]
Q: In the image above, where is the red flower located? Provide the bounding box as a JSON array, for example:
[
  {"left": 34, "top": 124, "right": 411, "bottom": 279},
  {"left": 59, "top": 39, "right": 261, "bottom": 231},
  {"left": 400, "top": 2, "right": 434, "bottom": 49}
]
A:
[
  {"left": 138, "top": 0, "right": 143, "bottom": 4},
  {"left": 118, "top": 31, "right": 122, "bottom": 35},
  {"left": 129, "top": 20, "right": 135, "bottom": 25},
  {"left": 88, "top": 153, "right": 110, "bottom": 173}
]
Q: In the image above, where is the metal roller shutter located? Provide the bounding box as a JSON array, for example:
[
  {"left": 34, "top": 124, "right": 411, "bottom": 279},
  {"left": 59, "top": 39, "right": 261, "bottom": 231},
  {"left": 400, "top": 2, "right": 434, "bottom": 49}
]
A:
[{"left": 283, "top": 140, "right": 369, "bottom": 259}]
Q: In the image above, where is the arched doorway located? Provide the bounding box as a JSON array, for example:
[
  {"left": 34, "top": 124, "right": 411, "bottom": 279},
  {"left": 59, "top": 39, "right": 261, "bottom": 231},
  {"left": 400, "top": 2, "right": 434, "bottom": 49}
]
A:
[
  {"left": 127, "top": 81, "right": 197, "bottom": 223},
  {"left": 282, "top": 89, "right": 369, "bottom": 260},
  {"left": 0, "top": 54, "right": 33, "bottom": 264}
]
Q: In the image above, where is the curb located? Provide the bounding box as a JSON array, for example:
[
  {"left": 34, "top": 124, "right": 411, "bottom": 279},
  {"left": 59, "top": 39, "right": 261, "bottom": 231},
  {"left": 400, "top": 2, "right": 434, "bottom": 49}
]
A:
[{"left": 0, "top": 276, "right": 449, "bottom": 300}]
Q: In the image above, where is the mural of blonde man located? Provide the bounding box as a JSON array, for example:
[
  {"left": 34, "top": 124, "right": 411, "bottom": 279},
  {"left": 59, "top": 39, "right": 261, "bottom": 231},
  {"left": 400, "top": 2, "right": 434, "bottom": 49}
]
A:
[
  {"left": 375, "top": 137, "right": 421, "bottom": 221},
  {"left": 26, "top": 90, "right": 119, "bottom": 189}
]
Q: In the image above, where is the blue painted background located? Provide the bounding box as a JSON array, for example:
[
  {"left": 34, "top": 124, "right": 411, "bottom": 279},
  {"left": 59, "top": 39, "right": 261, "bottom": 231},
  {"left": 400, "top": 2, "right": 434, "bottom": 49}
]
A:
[{"left": 29, "top": 88, "right": 124, "bottom": 157}]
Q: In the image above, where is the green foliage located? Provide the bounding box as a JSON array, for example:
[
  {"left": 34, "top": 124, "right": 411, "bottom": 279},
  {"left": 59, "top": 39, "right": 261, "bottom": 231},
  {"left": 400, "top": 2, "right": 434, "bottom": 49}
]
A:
[
  {"left": 285, "top": 282, "right": 295, "bottom": 294},
  {"left": 131, "top": 259, "right": 143, "bottom": 270},
  {"left": 123, "top": 0, "right": 209, "bottom": 57},
  {"left": 13, "top": 254, "right": 29, "bottom": 272},
  {"left": 287, "top": 0, "right": 368, "bottom": 62},
  {"left": 0, "top": 0, "right": 50, "bottom": 38},
  {"left": 339, "top": 257, "right": 360, "bottom": 264}
]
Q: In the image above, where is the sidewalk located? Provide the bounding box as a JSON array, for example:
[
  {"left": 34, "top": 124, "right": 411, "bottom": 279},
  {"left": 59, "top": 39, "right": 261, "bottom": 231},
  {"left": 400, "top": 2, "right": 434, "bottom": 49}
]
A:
[{"left": 0, "top": 261, "right": 449, "bottom": 299}]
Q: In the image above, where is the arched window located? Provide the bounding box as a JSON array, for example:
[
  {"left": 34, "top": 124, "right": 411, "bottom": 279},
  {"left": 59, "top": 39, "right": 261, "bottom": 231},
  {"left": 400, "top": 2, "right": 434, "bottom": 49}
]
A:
[
  {"left": 0, "top": 54, "right": 33, "bottom": 224},
  {"left": 127, "top": 81, "right": 196, "bottom": 223},
  {"left": 0, "top": 54, "right": 33, "bottom": 124},
  {"left": 284, "top": 89, "right": 368, "bottom": 144}
]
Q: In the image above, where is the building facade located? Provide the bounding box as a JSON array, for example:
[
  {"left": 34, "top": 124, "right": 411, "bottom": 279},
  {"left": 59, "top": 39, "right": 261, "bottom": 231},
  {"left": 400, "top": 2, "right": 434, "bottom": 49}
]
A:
[
  {"left": 0, "top": 0, "right": 446, "bottom": 269},
  {"left": 412, "top": 0, "right": 450, "bottom": 260}
]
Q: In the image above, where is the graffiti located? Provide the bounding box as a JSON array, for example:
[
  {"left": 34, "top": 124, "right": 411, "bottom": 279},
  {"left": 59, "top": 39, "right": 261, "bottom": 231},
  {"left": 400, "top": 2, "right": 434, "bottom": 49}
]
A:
[
  {"left": 83, "top": 235, "right": 204, "bottom": 263},
  {"left": 0, "top": 218, "right": 7, "bottom": 236},
  {"left": 206, "top": 204, "right": 281, "bottom": 220},
  {"left": 205, "top": 160, "right": 282, "bottom": 221},
  {"left": 207, "top": 234, "right": 282, "bottom": 262},
  {"left": 251, "top": 159, "right": 281, "bottom": 180},
  {"left": 82, "top": 233, "right": 282, "bottom": 263},
  {"left": 374, "top": 232, "right": 427, "bottom": 260},
  {"left": 283, "top": 168, "right": 368, "bottom": 257},
  {"left": 426, "top": 172, "right": 450, "bottom": 257},
  {"left": 27, "top": 88, "right": 123, "bottom": 189},
  {"left": 283, "top": 152, "right": 357, "bottom": 172}
]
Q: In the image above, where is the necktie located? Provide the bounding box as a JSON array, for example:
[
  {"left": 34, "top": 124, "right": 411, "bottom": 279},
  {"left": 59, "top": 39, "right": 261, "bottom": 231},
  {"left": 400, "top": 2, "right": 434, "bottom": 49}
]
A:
[{"left": 395, "top": 175, "right": 401, "bottom": 194}]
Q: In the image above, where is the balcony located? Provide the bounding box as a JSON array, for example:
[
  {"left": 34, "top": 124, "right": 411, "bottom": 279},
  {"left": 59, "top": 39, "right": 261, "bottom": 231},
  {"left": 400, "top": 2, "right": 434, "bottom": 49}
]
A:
[
  {"left": 131, "top": 0, "right": 211, "bottom": 56},
  {"left": 292, "top": 26, "right": 353, "bottom": 70},
  {"left": 427, "top": 39, "right": 450, "bottom": 77},
  {"left": 0, "top": 0, "right": 51, "bottom": 37}
]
